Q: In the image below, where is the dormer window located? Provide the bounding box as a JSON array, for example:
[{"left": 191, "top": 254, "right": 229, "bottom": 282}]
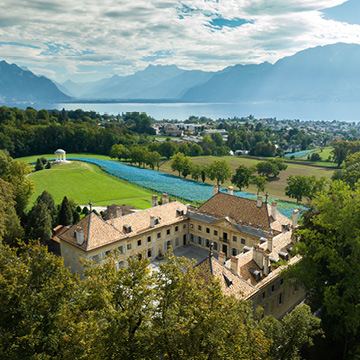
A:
[
  {"left": 177, "top": 209, "right": 184, "bottom": 216},
  {"left": 123, "top": 225, "right": 132, "bottom": 233}
]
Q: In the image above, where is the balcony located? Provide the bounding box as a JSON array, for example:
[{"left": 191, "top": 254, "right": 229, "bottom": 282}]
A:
[{"left": 219, "top": 237, "right": 230, "bottom": 244}]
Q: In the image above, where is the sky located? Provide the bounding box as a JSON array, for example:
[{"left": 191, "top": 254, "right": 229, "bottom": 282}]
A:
[{"left": 1, "top": 0, "right": 360, "bottom": 83}]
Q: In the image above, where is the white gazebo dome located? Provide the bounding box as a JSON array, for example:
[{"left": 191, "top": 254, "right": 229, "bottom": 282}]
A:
[{"left": 54, "top": 149, "right": 67, "bottom": 162}]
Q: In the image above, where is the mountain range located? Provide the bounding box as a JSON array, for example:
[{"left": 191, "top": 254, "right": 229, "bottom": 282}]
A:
[
  {"left": 0, "top": 61, "right": 71, "bottom": 103},
  {"left": 1, "top": 42, "right": 360, "bottom": 104}
]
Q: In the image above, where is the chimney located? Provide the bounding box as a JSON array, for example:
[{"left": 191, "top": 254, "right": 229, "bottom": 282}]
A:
[
  {"left": 253, "top": 244, "right": 264, "bottom": 269},
  {"left": 292, "top": 209, "right": 299, "bottom": 228},
  {"left": 115, "top": 206, "right": 122, "bottom": 218},
  {"left": 218, "top": 251, "right": 226, "bottom": 264},
  {"left": 271, "top": 201, "right": 277, "bottom": 220},
  {"left": 257, "top": 195, "right": 263, "bottom": 208},
  {"left": 150, "top": 216, "right": 156, "bottom": 228},
  {"left": 162, "top": 193, "right": 169, "bottom": 204},
  {"left": 228, "top": 186, "right": 233, "bottom": 196},
  {"left": 110, "top": 214, "right": 114, "bottom": 225},
  {"left": 214, "top": 184, "right": 219, "bottom": 195},
  {"left": 230, "top": 255, "right": 239, "bottom": 274},
  {"left": 267, "top": 235, "right": 273, "bottom": 252},
  {"left": 75, "top": 227, "right": 84, "bottom": 246},
  {"left": 152, "top": 195, "right": 158, "bottom": 207},
  {"left": 263, "top": 255, "right": 270, "bottom": 276}
]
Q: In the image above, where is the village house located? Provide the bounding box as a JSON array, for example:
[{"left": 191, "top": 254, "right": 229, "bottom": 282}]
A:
[{"left": 58, "top": 187, "right": 303, "bottom": 319}]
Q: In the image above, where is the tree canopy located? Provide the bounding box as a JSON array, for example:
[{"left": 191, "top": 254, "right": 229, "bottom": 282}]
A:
[
  {"left": 206, "top": 160, "right": 232, "bottom": 186},
  {"left": 231, "top": 164, "right": 252, "bottom": 191},
  {"left": 287, "top": 181, "right": 360, "bottom": 359}
]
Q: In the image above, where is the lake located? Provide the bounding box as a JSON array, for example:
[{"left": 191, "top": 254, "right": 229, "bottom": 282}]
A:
[{"left": 55, "top": 101, "right": 360, "bottom": 122}]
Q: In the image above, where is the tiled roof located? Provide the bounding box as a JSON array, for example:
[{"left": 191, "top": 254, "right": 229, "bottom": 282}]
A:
[
  {"left": 196, "top": 256, "right": 257, "bottom": 299},
  {"left": 197, "top": 192, "right": 272, "bottom": 232},
  {"left": 59, "top": 212, "right": 125, "bottom": 251},
  {"left": 112, "top": 201, "right": 188, "bottom": 238},
  {"left": 59, "top": 201, "right": 188, "bottom": 252},
  {"left": 197, "top": 229, "right": 300, "bottom": 300}
]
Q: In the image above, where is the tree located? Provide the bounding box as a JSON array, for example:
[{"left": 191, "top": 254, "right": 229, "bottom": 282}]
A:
[
  {"left": 0, "top": 179, "right": 23, "bottom": 246},
  {"left": 35, "top": 158, "right": 44, "bottom": 171},
  {"left": 250, "top": 175, "right": 267, "bottom": 195},
  {"left": 231, "top": 164, "right": 252, "bottom": 191},
  {"left": 207, "top": 160, "right": 232, "bottom": 186},
  {"left": 36, "top": 190, "right": 57, "bottom": 226},
  {"left": 58, "top": 196, "right": 73, "bottom": 225},
  {"left": 151, "top": 252, "right": 270, "bottom": 359},
  {"left": 0, "top": 150, "right": 34, "bottom": 218},
  {"left": 0, "top": 241, "right": 78, "bottom": 359},
  {"left": 171, "top": 152, "right": 185, "bottom": 176},
  {"left": 256, "top": 158, "right": 287, "bottom": 178},
  {"left": 181, "top": 156, "right": 193, "bottom": 178},
  {"left": 189, "top": 143, "right": 203, "bottom": 157},
  {"left": 26, "top": 200, "right": 53, "bottom": 243},
  {"left": 159, "top": 141, "right": 177, "bottom": 160},
  {"left": 259, "top": 304, "right": 322, "bottom": 360},
  {"left": 287, "top": 181, "right": 360, "bottom": 359},
  {"left": 146, "top": 151, "right": 161, "bottom": 170},
  {"left": 332, "top": 141, "right": 348, "bottom": 167},
  {"left": 191, "top": 163, "right": 202, "bottom": 181},
  {"left": 285, "top": 175, "right": 327, "bottom": 203}
]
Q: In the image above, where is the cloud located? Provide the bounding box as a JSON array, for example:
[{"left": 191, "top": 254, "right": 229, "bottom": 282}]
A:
[{"left": 0, "top": 0, "right": 359, "bottom": 82}]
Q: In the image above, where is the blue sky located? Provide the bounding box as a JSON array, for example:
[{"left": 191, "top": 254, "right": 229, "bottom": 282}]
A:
[{"left": 0, "top": 0, "right": 359, "bottom": 83}]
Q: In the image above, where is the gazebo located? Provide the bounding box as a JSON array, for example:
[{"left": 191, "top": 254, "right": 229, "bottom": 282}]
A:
[{"left": 54, "top": 149, "right": 66, "bottom": 162}]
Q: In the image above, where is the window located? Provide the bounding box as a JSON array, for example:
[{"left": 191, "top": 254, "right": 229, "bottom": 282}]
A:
[
  {"left": 127, "top": 243, "right": 132, "bottom": 250},
  {"left": 105, "top": 250, "right": 111, "bottom": 256},
  {"left": 232, "top": 248, "right": 237, "bottom": 256},
  {"left": 214, "top": 230, "right": 218, "bottom": 236},
  {"left": 71, "top": 250, "right": 75, "bottom": 259},
  {"left": 262, "top": 292, "right": 266, "bottom": 299},
  {"left": 175, "top": 226, "right": 178, "bottom": 232},
  {"left": 190, "top": 223, "right": 194, "bottom": 229},
  {"left": 223, "top": 232, "right": 228, "bottom": 240},
  {"left": 206, "top": 239, "right": 210, "bottom": 247},
  {"left": 147, "top": 249, "right": 152, "bottom": 258},
  {"left": 118, "top": 245, "right": 124, "bottom": 254},
  {"left": 147, "top": 236, "right": 151, "bottom": 242},
  {"left": 190, "top": 234, "right": 194, "bottom": 242},
  {"left": 213, "top": 242, "right": 218, "bottom": 251},
  {"left": 241, "top": 238, "right": 246, "bottom": 245},
  {"left": 277, "top": 293, "right": 283, "bottom": 306},
  {"left": 198, "top": 237, "right": 202, "bottom": 245},
  {"left": 175, "top": 238, "right": 179, "bottom": 247},
  {"left": 157, "top": 232, "right": 161, "bottom": 239},
  {"left": 183, "top": 224, "right": 186, "bottom": 229},
  {"left": 117, "top": 261, "right": 124, "bottom": 270},
  {"left": 271, "top": 284, "right": 275, "bottom": 293},
  {"left": 65, "top": 247, "right": 69, "bottom": 256},
  {"left": 198, "top": 225, "right": 202, "bottom": 231},
  {"left": 233, "top": 236, "right": 237, "bottom": 242},
  {"left": 167, "top": 229, "right": 170, "bottom": 235},
  {"left": 206, "top": 227, "right": 210, "bottom": 234},
  {"left": 137, "top": 239, "right": 142, "bottom": 247}
]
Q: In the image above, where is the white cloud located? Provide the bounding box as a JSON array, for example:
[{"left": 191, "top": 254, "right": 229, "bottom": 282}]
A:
[{"left": 0, "top": 0, "right": 359, "bottom": 81}]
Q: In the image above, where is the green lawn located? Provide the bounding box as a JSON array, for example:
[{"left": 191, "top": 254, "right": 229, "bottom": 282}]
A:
[
  {"left": 27, "top": 161, "right": 156, "bottom": 209},
  {"left": 16, "top": 153, "right": 113, "bottom": 164},
  {"left": 159, "top": 155, "right": 335, "bottom": 201}
]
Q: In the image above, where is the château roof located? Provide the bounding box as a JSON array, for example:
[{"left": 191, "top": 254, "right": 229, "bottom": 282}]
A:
[
  {"left": 197, "top": 192, "right": 273, "bottom": 232},
  {"left": 59, "top": 212, "right": 125, "bottom": 251}
]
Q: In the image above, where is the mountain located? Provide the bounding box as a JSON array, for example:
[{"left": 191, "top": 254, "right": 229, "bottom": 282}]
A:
[
  {"left": 0, "top": 61, "right": 71, "bottom": 103},
  {"left": 83, "top": 64, "right": 185, "bottom": 99},
  {"left": 59, "top": 78, "right": 110, "bottom": 98},
  {"left": 181, "top": 43, "right": 360, "bottom": 102}
]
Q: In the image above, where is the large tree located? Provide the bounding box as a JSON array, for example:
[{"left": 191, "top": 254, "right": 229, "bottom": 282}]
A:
[
  {"left": 231, "top": 164, "right": 252, "bottom": 191},
  {"left": 288, "top": 181, "right": 360, "bottom": 359},
  {"left": 207, "top": 160, "right": 232, "bottom": 186},
  {"left": 58, "top": 196, "right": 73, "bottom": 226},
  {"left": 26, "top": 200, "right": 53, "bottom": 243},
  {"left": 285, "top": 175, "right": 327, "bottom": 203}
]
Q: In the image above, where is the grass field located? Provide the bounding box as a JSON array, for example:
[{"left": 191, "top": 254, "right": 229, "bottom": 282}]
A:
[
  {"left": 16, "top": 153, "right": 113, "bottom": 164},
  {"left": 159, "top": 155, "right": 335, "bottom": 201},
  {"left": 27, "top": 161, "right": 156, "bottom": 209}
]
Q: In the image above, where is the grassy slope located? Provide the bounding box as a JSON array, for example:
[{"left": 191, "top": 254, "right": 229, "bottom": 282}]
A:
[
  {"left": 27, "top": 161, "right": 155, "bottom": 209},
  {"left": 16, "top": 153, "right": 113, "bottom": 164},
  {"left": 159, "top": 155, "right": 335, "bottom": 201}
]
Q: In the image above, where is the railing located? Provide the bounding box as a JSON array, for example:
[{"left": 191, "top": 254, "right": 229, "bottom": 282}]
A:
[{"left": 219, "top": 237, "right": 230, "bottom": 244}]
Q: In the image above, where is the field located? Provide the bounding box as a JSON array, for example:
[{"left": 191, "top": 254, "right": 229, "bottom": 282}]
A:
[
  {"left": 159, "top": 155, "right": 335, "bottom": 201},
  {"left": 27, "top": 160, "right": 156, "bottom": 209}
]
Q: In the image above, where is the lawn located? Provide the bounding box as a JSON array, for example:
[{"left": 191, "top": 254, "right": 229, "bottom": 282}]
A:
[
  {"left": 27, "top": 161, "right": 156, "bottom": 209},
  {"left": 159, "top": 155, "right": 335, "bottom": 201},
  {"left": 16, "top": 153, "right": 113, "bottom": 164}
]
